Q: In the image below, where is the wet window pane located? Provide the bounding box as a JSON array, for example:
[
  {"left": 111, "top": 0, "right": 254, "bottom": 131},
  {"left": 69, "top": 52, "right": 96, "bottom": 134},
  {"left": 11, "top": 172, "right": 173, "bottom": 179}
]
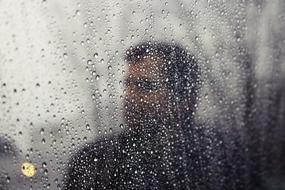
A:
[{"left": 0, "top": 0, "right": 285, "bottom": 189}]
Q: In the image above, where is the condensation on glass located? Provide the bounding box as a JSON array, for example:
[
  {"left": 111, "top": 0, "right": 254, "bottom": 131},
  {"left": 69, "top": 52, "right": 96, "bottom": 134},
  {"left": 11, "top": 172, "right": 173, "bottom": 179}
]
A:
[{"left": 0, "top": 0, "right": 284, "bottom": 189}]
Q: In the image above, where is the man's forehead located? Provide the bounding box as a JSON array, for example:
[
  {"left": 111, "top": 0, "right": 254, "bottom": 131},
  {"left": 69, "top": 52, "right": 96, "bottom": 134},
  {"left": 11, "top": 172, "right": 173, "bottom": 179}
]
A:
[{"left": 127, "top": 56, "right": 165, "bottom": 78}]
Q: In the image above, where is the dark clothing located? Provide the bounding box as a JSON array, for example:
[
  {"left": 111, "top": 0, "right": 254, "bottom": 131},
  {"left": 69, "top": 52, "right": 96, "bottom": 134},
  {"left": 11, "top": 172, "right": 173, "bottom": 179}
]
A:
[{"left": 64, "top": 124, "right": 230, "bottom": 190}]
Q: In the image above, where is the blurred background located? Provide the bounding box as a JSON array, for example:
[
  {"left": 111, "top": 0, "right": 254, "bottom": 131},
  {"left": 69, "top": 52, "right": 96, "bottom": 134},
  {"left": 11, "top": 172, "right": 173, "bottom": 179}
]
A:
[{"left": 0, "top": 0, "right": 284, "bottom": 189}]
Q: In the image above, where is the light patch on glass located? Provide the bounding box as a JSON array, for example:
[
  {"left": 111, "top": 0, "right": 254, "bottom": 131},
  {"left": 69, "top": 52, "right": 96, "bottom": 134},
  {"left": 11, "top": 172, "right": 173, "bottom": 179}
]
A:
[{"left": 21, "top": 162, "right": 37, "bottom": 177}]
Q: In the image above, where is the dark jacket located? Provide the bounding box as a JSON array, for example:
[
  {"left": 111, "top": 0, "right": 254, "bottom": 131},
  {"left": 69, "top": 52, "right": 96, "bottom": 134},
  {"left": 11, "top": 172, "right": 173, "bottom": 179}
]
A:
[{"left": 63, "top": 123, "right": 232, "bottom": 190}]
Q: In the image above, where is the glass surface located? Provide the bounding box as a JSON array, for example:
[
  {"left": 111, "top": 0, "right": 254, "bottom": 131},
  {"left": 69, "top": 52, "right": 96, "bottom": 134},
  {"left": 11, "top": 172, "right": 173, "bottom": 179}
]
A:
[{"left": 0, "top": 0, "right": 284, "bottom": 189}]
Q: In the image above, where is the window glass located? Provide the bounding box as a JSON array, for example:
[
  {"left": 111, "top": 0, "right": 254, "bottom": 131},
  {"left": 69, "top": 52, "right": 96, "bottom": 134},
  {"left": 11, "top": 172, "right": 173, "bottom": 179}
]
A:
[{"left": 0, "top": 0, "right": 284, "bottom": 189}]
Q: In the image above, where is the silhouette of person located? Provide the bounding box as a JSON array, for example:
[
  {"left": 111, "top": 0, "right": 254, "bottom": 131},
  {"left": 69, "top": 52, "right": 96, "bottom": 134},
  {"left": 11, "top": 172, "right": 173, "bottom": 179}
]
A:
[{"left": 63, "top": 42, "right": 227, "bottom": 190}]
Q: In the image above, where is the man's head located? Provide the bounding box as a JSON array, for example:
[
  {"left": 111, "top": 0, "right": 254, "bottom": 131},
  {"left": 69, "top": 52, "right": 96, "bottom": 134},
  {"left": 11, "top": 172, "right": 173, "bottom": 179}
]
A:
[{"left": 123, "top": 41, "right": 200, "bottom": 128}]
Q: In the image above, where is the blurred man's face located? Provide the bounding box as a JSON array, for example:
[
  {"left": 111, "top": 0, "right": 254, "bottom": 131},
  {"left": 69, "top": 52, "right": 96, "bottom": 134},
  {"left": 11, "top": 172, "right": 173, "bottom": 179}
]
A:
[{"left": 124, "top": 56, "right": 171, "bottom": 127}]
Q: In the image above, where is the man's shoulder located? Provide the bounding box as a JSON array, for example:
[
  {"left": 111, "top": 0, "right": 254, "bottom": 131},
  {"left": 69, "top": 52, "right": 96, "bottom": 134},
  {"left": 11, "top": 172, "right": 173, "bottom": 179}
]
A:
[
  {"left": 71, "top": 133, "right": 120, "bottom": 162},
  {"left": 64, "top": 133, "right": 122, "bottom": 189}
]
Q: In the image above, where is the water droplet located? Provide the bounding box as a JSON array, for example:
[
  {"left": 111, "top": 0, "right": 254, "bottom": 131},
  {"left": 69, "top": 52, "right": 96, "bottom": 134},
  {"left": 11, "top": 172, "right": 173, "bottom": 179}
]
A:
[
  {"left": 6, "top": 176, "right": 10, "bottom": 183},
  {"left": 63, "top": 53, "right": 68, "bottom": 59},
  {"left": 44, "top": 169, "right": 48, "bottom": 175},
  {"left": 40, "top": 128, "right": 44, "bottom": 135},
  {"left": 75, "top": 10, "right": 80, "bottom": 16},
  {"left": 42, "top": 162, "right": 47, "bottom": 168},
  {"left": 87, "top": 60, "right": 92, "bottom": 65}
]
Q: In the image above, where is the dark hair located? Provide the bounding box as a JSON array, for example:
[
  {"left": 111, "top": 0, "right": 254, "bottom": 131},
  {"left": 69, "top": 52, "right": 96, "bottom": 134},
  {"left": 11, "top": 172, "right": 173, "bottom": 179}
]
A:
[{"left": 125, "top": 41, "right": 201, "bottom": 114}]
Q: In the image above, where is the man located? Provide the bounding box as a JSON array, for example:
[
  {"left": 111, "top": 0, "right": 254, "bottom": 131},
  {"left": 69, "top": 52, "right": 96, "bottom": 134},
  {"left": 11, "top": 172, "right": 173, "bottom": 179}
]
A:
[{"left": 64, "top": 41, "right": 228, "bottom": 190}]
